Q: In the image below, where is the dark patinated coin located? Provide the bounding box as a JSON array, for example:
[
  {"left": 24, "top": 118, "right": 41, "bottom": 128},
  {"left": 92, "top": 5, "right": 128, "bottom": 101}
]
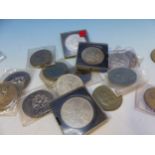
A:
[
  {"left": 150, "top": 49, "right": 155, "bottom": 63},
  {"left": 30, "top": 49, "right": 52, "bottom": 68},
  {"left": 108, "top": 67, "right": 137, "bottom": 86},
  {"left": 22, "top": 90, "right": 54, "bottom": 118},
  {"left": 4, "top": 71, "right": 31, "bottom": 91},
  {"left": 42, "top": 62, "right": 69, "bottom": 81},
  {"left": 144, "top": 87, "right": 155, "bottom": 111},
  {"left": 93, "top": 85, "right": 122, "bottom": 111}
]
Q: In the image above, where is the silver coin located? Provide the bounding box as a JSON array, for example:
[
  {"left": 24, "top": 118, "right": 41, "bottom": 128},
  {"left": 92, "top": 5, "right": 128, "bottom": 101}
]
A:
[
  {"left": 60, "top": 96, "right": 94, "bottom": 128},
  {"left": 65, "top": 34, "right": 86, "bottom": 54},
  {"left": 81, "top": 47, "right": 105, "bottom": 65},
  {"left": 125, "top": 51, "right": 138, "bottom": 68},
  {"left": 56, "top": 74, "right": 83, "bottom": 96},
  {"left": 108, "top": 67, "right": 137, "bottom": 86},
  {"left": 108, "top": 53, "right": 130, "bottom": 69}
]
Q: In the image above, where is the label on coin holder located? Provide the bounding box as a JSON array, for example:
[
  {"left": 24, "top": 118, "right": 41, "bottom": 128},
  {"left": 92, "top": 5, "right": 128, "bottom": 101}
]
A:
[
  {"left": 76, "top": 42, "right": 109, "bottom": 72},
  {"left": 135, "top": 84, "right": 155, "bottom": 116},
  {"left": 51, "top": 87, "right": 107, "bottom": 135},
  {"left": 103, "top": 67, "right": 146, "bottom": 96},
  {"left": 27, "top": 45, "right": 56, "bottom": 69},
  {"left": 61, "top": 30, "right": 89, "bottom": 58},
  {"left": 19, "top": 86, "right": 57, "bottom": 126}
]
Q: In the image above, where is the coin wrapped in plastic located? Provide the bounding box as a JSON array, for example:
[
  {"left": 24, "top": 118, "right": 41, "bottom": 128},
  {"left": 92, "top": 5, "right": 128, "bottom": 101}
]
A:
[
  {"left": 56, "top": 74, "right": 84, "bottom": 96},
  {"left": 40, "top": 62, "right": 69, "bottom": 87},
  {"left": 104, "top": 67, "right": 146, "bottom": 96},
  {"left": 20, "top": 87, "right": 57, "bottom": 126},
  {"left": 27, "top": 46, "right": 56, "bottom": 69},
  {"left": 51, "top": 87, "right": 107, "bottom": 135},
  {"left": 93, "top": 85, "right": 123, "bottom": 111},
  {"left": 0, "top": 82, "right": 18, "bottom": 115},
  {"left": 135, "top": 84, "right": 155, "bottom": 116},
  {"left": 61, "top": 30, "right": 89, "bottom": 58},
  {"left": 76, "top": 42, "right": 108, "bottom": 72},
  {"left": 108, "top": 48, "right": 139, "bottom": 69}
]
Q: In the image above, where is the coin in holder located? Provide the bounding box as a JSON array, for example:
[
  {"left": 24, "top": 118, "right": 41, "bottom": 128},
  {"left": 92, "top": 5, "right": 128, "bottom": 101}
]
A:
[
  {"left": 76, "top": 42, "right": 108, "bottom": 72},
  {"left": 93, "top": 85, "right": 123, "bottom": 111},
  {"left": 61, "top": 30, "right": 89, "bottom": 58},
  {"left": 51, "top": 87, "right": 107, "bottom": 135}
]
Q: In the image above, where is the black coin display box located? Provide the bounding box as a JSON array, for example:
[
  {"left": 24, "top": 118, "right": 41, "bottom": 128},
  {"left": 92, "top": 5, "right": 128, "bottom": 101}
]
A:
[
  {"left": 61, "top": 30, "right": 89, "bottom": 58},
  {"left": 76, "top": 42, "right": 109, "bottom": 72},
  {"left": 51, "top": 87, "right": 107, "bottom": 135}
]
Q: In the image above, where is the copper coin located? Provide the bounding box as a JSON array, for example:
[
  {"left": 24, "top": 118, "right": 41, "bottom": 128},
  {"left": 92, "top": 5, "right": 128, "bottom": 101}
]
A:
[
  {"left": 144, "top": 87, "right": 155, "bottom": 111},
  {"left": 0, "top": 82, "right": 18, "bottom": 111}
]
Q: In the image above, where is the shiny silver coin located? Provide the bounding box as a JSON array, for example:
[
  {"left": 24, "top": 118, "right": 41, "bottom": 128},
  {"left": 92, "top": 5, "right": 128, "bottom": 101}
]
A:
[
  {"left": 60, "top": 96, "right": 94, "bottom": 128},
  {"left": 108, "top": 67, "right": 137, "bottom": 86},
  {"left": 56, "top": 74, "right": 83, "bottom": 96},
  {"left": 108, "top": 53, "right": 130, "bottom": 69},
  {"left": 22, "top": 90, "right": 54, "bottom": 118},
  {"left": 65, "top": 34, "right": 86, "bottom": 54},
  {"left": 81, "top": 47, "right": 105, "bottom": 65}
]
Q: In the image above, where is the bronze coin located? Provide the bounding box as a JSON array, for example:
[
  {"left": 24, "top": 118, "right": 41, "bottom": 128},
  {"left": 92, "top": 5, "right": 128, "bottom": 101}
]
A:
[
  {"left": 150, "top": 49, "right": 155, "bottom": 62},
  {"left": 93, "top": 85, "right": 122, "bottom": 111},
  {"left": 0, "top": 82, "right": 18, "bottom": 111},
  {"left": 144, "top": 87, "right": 155, "bottom": 111}
]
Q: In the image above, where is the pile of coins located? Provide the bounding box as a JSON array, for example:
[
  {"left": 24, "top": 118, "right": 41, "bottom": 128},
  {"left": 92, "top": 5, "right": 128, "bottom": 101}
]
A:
[{"left": 1, "top": 29, "right": 155, "bottom": 135}]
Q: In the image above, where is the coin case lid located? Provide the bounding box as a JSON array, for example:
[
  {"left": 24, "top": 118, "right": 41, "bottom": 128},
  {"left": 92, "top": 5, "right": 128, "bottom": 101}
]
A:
[
  {"left": 51, "top": 87, "right": 107, "bottom": 135},
  {"left": 76, "top": 42, "right": 108, "bottom": 72},
  {"left": 61, "top": 30, "right": 89, "bottom": 58}
]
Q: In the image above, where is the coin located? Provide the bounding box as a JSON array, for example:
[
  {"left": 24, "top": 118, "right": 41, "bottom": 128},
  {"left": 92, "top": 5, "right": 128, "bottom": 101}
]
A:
[
  {"left": 81, "top": 47, "right": 105, "bottom": 65},
  {"left": 0, "top": 82, "right": 18, "bottom": 111},
  {"left": 30, "top": 49, "right": 52, "bottom": 68},
  {"left": 65, "top": 34, "right": 86, "bottom": 54},
  {"left": 56, "top": 74, "right": 83, "bottom": 96},
  {"left": 4, "top": 71, "right": 31, "bottom": 91},
  {"left": 42, "top": 62, "right": 69, "bottom": 81},
  {"left": 144, "top": 87, "right": 155, "bottom": 111},
  {"left": 93, "top": 85, "right": 122, "bottom": 111},
  {"left": 125, "top": 51, "right": 138, "bottom": 68},
  {"left": 108, "top": 53, "right": 130, "bottom": 69},
  {"left": 150, "top": 49, "right": 155, "bottom": 62},
  {"left": 22, "top": 90, "right": 54, "bottom": 118},
  {"left": 108, "top": 67, "right": 137, "bottom": 86},
  {"left": 60, "top": 96, "right": 94, "bottom": 128}
]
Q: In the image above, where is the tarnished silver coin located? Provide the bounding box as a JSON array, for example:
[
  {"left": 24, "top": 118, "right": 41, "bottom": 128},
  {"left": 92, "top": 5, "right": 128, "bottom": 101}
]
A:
[
  {"left": 108, "top": 53, "right": 130, "bottom": 69},
  {"left": 65, "top": 34, "right": 86, "bottom": 54},
  {"left": 108, "top": 67, "right": 137, "bottom": 86},
  {"left": 81, "top": 47, "right": 105, "bottom": 65},
  {"left": 56, "top": 74, "right": 83, "bottom": 96},
  {"left": 60, "top": 96, "right": 94, "bottom": 128},
  {"left": 125, "top": 51, "right": 138, "bottom": 68},
  {"left": 22, "top": 90, "right": 54, "bottom": 118}
]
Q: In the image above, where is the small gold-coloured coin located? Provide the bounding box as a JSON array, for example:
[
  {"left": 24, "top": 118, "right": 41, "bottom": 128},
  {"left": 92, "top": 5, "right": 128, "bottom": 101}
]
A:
[
  {"left": 151, "top": 49, "right": 155, "bottom": 62},
  {"left": 0, "top": 82, "right": 18, "bottom": 111},
  {"left": 144, "top": 87, "right": 155, "bottom": 111},
  {"left": 93, "top": 85, "right": 122, "bottom": 111}
]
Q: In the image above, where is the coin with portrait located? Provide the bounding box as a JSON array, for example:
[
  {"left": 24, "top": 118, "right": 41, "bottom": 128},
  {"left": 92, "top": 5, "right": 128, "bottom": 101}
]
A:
[
  {"left": 0, "top": 82, "right": 18, "bottom": 111},
  {"left": 81, "top": 47, "right": 105, "bottom": 65},
  {"left": 60, "top": 96, "right": 94, "bottom": 128},
  {"left": 56, "top": 74, "right": 83, "bottom": 96}
]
